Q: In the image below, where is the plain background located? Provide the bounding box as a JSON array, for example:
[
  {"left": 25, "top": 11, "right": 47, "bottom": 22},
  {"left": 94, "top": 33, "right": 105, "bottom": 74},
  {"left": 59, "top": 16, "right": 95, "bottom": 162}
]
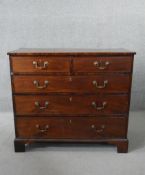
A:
[{"left": 0, "top": 0, "right": 145, "bottom": 112}]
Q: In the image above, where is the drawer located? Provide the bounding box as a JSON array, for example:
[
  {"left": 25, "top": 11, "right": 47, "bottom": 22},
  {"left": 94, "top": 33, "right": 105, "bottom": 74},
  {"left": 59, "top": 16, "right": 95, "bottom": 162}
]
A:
[
  {"left": 14, "top": 95, "right": 129, "bottom": 115},
  {"left": 13, "top": 75, "right": 130, "bottom": 94},
  {"left": 10, "top": 56, "right": 70, "bottom": 73},
  {"left": 16, "top": 117, "right": 127, "bottom": 139},
  {"left": 73, "top": 56, "right": 132, "bottom": 73}
]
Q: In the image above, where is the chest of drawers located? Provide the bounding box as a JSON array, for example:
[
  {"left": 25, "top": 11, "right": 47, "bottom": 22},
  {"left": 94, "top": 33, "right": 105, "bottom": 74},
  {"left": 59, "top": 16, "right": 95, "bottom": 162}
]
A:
[{"left": 8, "top": 48, "right": 135, "bottom": 153}]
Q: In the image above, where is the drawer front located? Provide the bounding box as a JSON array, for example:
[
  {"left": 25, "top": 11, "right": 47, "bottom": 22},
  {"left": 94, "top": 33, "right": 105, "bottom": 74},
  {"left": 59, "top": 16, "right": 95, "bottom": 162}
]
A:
[
  {"left": 73, "top": 56, "right": 132, "bottom": 73},
  {"left": 16, "top": 117, "right": 127, "bottom": 139},
  {"left": 11, "top": 56, "right": 70, "bottom": 73},
  {"left": 15, "top": 95, "right": 129, "bottom": 115},
  {"left": 13, "top": 75, "right": 130, "bottom": 93}
]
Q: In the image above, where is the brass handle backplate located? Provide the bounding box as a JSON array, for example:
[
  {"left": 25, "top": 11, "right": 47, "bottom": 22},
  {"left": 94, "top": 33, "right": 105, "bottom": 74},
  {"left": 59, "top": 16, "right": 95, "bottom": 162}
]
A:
[
  {"left": 33, "top": 61, "right": 48, "bottom": 70},
  {"left": 33, "top": 80, "right": 49, "bottom": 89},
  {"left": 35, "top": 101, "right": 49, "bottom": 110},
  {"left": 93, "top": 61, "right": 110, "bottom": 70},
  {"left": 91, "top": 124, "right": 105, "bottom": 133},
  {"left": 92, "top": 80, "right": 108, "bottom": 89},
  {"left": 92, "top": 101, "right": 107, "bottom": 111},
  {"left": 35, "top": 124, "right": 49, "bottom": 133}
]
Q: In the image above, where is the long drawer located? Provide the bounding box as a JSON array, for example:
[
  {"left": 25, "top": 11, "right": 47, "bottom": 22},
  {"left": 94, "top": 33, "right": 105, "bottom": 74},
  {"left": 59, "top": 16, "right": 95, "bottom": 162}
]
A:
[
  {"left": 11, "top": 56, "right": 70, "bottom": 73},
  {"left": 16, "top": 117, "right": 127, "bottom": 139},
  {"left": 73, "top": 56, "right": 132, "bottom": 73},
  {"left": 14, "top": 95, "right": 129, "bottom": 115},
  {"left": 13, "top": 75, "right": 131, "bottom": 94}
]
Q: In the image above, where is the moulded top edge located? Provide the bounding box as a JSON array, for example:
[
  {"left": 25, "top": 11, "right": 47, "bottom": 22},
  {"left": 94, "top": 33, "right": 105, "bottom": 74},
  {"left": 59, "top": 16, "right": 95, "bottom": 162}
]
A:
[{"left": 7, "top": 48, "right": 136, "bottom": 56}]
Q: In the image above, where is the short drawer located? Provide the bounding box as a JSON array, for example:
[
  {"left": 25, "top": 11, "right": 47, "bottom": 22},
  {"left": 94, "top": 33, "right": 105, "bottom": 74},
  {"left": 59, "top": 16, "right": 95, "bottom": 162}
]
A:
[
  {"left": 16, "top": 117, "right": 127, "bottom": 139},
  {"left": 14, "top": 95, "right": 129, "bottom": 115},
  {"left": 13, "top": 75, "right": 131, "bottom": 94},
  {"left": 10, "top": 56, "right": 70, "bottom": 73},
  {"left": 73, "top": 56, "right": 133, "bottom": 73}
]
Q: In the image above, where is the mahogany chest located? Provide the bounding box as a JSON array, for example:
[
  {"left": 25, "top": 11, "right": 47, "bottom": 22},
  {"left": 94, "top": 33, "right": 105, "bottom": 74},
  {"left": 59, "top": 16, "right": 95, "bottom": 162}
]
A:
[{"left": 8, "top": 48, "right": 135, "bottom": 153}]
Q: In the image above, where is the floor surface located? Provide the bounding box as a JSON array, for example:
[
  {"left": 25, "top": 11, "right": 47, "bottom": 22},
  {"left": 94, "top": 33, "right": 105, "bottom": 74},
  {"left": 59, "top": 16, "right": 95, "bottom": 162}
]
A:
[{"left": 0, "top": 111, "right": 145, "bottom": 175}]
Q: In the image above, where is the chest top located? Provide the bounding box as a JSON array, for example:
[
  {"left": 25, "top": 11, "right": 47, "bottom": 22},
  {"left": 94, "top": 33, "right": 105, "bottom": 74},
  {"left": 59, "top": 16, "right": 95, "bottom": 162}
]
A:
[{"left": 7, "top": 48, "right": 136, "bottom": 56}]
